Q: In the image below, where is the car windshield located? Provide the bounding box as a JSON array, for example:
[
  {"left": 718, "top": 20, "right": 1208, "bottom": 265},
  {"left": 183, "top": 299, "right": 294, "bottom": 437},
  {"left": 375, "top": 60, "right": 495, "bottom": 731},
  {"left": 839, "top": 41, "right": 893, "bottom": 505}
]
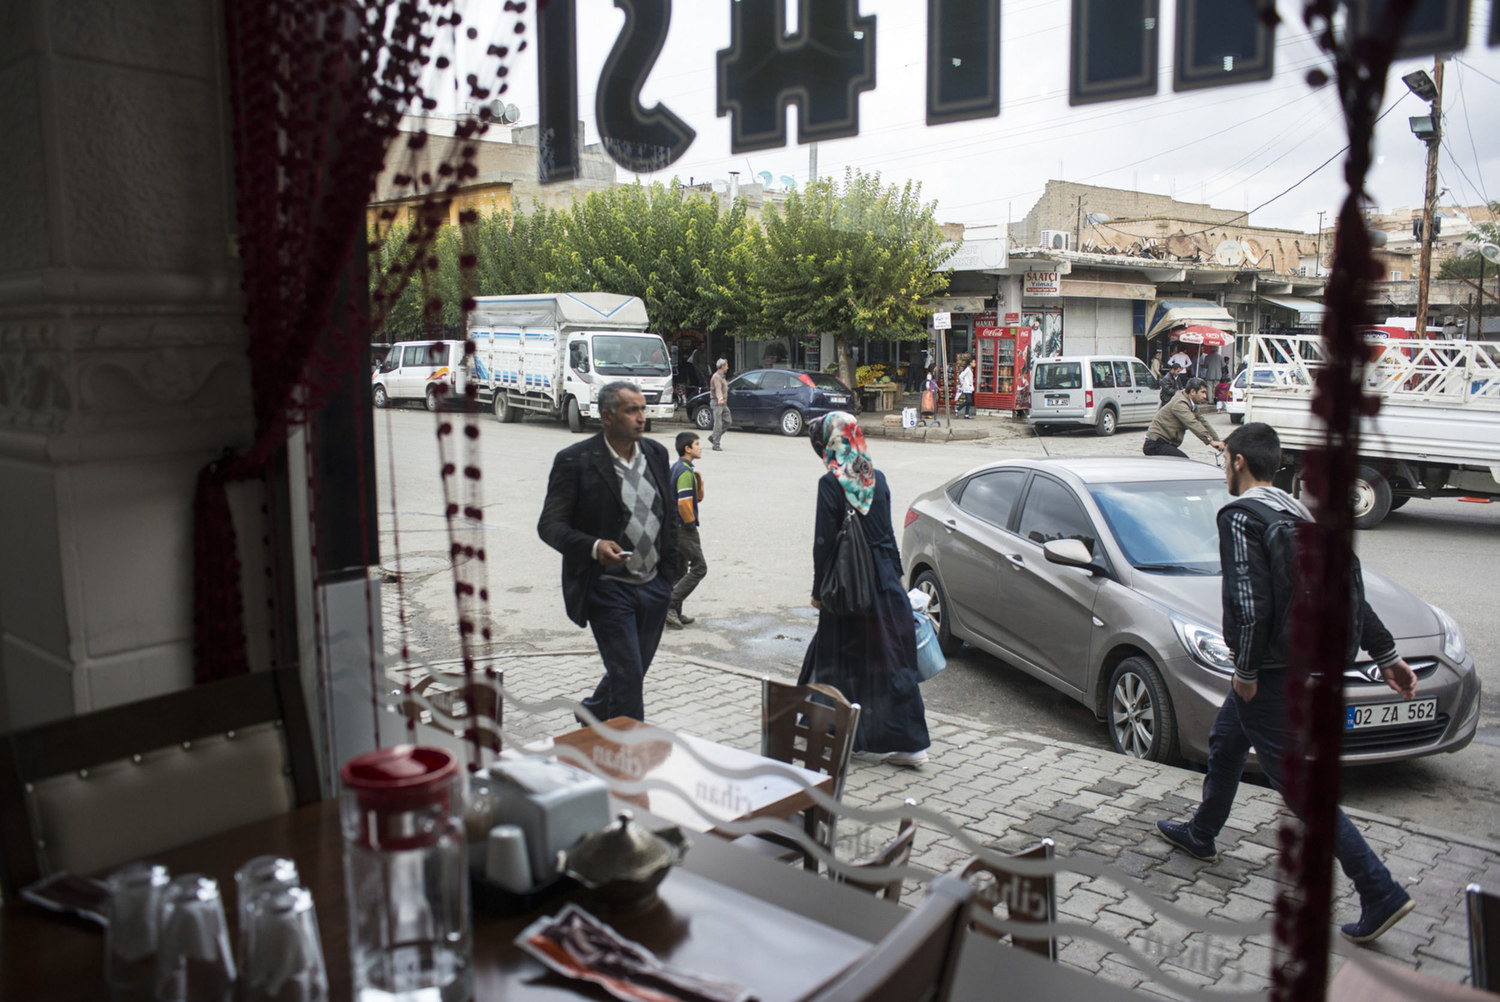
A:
[
  {"left": 1088, "top": 479, "right": 1233, "bottom": 574},
  {"left": 590, "top": 335, "right": 672, "bottom": 376},
  {"left": 1034, "top": 362, "right": 1082, "bottom": 390},
  {"left": 805, "top": 372, "right": 850, "bottom": 391}
]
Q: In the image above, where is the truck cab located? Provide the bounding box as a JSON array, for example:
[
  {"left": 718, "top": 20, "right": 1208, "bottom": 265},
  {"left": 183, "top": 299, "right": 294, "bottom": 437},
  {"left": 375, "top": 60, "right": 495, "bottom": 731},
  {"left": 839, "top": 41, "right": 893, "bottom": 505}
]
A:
[{"left": 571, "top": 332, "right": 675, "bottom": 422}]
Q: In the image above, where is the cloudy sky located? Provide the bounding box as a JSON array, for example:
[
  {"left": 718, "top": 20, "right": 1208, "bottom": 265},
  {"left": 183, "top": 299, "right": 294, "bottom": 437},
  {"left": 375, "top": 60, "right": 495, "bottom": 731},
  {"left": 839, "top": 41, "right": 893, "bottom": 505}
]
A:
[{"left": 456, "top": 1, "right": 1500, "bottom": 235}]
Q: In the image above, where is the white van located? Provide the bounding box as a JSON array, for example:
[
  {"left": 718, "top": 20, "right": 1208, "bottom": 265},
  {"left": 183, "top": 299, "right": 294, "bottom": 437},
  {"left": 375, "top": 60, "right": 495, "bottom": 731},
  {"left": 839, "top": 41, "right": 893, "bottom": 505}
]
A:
[
  {"left": 372, "top": 340, "right": 481, "bottom": 411},
  {"left": 1027, "top": 355, "right": 1160, "bottom": 436}
]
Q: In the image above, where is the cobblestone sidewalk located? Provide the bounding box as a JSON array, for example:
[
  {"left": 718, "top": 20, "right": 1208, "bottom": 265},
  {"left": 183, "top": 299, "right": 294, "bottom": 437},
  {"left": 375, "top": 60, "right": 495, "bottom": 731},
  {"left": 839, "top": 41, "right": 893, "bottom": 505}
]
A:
[{"left": 406, "top": 645, "right": 1497, "bottom": 999}]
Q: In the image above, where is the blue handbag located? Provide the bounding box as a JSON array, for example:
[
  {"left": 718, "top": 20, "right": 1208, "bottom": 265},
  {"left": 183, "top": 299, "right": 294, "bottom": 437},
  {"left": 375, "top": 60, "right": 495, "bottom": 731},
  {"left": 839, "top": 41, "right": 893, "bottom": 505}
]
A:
[{"left": 912, "top": 607, "right": 946, "bottom": 682}]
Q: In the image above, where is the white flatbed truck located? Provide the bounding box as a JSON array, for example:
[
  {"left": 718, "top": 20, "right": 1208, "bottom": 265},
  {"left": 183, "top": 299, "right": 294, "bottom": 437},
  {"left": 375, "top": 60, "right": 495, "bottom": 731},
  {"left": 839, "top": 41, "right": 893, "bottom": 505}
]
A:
[{"left": 1244, "top": 333, "right": 1500, "bottom": 528}]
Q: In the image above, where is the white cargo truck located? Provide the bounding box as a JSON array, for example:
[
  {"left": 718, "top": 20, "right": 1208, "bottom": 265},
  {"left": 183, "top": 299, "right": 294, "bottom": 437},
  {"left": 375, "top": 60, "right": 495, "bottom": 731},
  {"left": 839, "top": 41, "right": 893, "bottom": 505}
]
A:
[
  {"left": 468, "top": 293, "right": 675, "bottom": 432},
  {"left": 1244, "top": 332, "right": 1500, "bottom": 528}
]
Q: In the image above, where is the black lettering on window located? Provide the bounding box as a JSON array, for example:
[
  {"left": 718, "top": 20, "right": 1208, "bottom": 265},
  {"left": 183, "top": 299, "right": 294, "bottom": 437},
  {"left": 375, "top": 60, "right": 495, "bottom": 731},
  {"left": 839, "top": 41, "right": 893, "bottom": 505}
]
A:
[
  {"left": 1349, "top": 0, "right": 1470, "bottom": 60},
  {"left": 537, "top": 0, "right": 581, "bottom": 182},
  {"left": 716, "top": 0, "right": 877, "bottom": 154},
  {"left": 1173, "top": 0, "right": 1275, "bottom": 93},
  {"left": 597, "top": 0, "right": 697, "bottom": 173},
  {"left": 926, "top": 0, "right": 1000, "bottom": 125},
  {"left": 1069, "top": 0, "right": 1159, "bottom": 106}
]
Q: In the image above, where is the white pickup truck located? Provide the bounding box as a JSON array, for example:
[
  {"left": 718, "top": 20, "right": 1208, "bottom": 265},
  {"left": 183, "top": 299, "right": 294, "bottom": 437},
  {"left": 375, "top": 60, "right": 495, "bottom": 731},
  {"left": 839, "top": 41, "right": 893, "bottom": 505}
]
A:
[
  {"left": 469, "top": 292, "right": 675, "bottom": 432},
  {"left": 1244, "top": 333, "right": 1500, "bottom": 528}
]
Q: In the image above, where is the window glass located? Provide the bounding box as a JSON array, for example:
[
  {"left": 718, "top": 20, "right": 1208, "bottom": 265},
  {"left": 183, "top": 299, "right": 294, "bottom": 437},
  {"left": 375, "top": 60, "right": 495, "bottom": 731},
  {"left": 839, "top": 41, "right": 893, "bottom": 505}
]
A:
[
  {"left": 1113, "top": 361, "right": 1133, "bottom": 387},
  {"left": 760, "top": 371, "right": 795, "bottom": 390},
  {"left": 732, "top": 371, "right": 767, "bottom": 390},
  {"left": 402, "top": 345, "right": 425, "bottom": 366},
  {"left": 955, "top": 470, "right": 1029, "bottom": 528},
  {"left": 1090, "top": 361, "right": 1116, "bottom": 388},
  {"left": 570, "top": 342, "right": 588, "bottom": 369},
  {"left": 1089, "top": 479, "right": 1230, "bottom": 573},
  {"left": 1017, "top": 477, "right": 1099, "bottom": 553},
  {"left": 1034, "top": 362, "right": 1081, "bottom": 390},
  {"left": 805, "top": 372, "right": 850, "bottom": 391},
  {"left": 1131, "top": 361, "right": 1157, "bottom": 389}
]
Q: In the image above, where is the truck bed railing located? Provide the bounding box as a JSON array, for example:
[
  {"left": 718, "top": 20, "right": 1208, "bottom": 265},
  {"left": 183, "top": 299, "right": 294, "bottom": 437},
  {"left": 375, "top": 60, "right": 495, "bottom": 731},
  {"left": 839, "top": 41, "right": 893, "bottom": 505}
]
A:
[{"left": 1246, "top": 333, "right": 1500, "bottom": 408}]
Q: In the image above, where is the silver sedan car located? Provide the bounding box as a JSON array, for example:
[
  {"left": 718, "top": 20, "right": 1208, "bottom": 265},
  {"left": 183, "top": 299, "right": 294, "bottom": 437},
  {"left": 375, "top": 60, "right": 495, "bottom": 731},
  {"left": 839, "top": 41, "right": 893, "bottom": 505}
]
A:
[{"left": 901, "top": 456, "right": 1481, "bottom": 765}]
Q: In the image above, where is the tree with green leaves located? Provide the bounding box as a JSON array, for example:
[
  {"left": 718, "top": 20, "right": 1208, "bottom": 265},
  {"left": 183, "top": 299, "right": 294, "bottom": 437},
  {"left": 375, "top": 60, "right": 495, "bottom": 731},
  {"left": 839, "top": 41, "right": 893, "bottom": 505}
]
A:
[
  {"left": 731, "top": 169, "right": 953, "bottom": 390},
  {"left": 1438, "top": 201, "right": 1499, "bottom": 280},
  {"left": 560, "top": 181, "right": 751, "bottom": 336}
]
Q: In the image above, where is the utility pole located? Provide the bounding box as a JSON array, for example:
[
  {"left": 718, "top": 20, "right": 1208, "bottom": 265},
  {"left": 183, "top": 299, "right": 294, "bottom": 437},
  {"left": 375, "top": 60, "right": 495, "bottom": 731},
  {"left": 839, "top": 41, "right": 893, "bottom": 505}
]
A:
[
  {"left": 1414, "top": 58, "right": 1444, "bottom": 335},
  {"left": 1315, "top": 210, "right": 1326, "bottom": 277}
]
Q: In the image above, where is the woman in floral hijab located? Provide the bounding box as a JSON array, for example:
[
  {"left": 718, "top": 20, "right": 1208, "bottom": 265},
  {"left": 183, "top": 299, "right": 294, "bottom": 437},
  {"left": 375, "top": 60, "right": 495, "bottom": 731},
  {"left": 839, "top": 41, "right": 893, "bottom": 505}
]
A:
[{"left": 800, "top": 412, "right": 931, "bottom": 765}]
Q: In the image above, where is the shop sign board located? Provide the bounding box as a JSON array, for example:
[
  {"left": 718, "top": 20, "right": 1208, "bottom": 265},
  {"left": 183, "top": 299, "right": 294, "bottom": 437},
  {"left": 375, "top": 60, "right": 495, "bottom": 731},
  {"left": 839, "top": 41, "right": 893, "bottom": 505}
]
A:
[
  {"left": 932, "top": 311, "right": 952, "bottom": 330},
  {"left": 1024, "top": 272, "right": 1061, "bottom": 297}
]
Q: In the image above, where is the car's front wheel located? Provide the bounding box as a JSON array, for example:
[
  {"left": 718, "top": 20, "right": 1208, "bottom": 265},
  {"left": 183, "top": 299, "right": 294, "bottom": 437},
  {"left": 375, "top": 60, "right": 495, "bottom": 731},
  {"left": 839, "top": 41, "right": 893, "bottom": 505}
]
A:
[
  {"left": 1107, "top": 657, "right": 1180, "bottom": 764},
  {"left": 912, "top": 570, "right": 962, "bottom": 656},
  {"left": 778, "top": 408, "right": 805, "bottom": 437},
  {"left": 693, "top": 406, "right": 713, "bottom": 430},
  {"left": 372, "top": 384, "right": 388, "bottom": 409},
  {"left": 1352, "top": 463, "right": 1392, "bottom": 529},
  {"left": 1230, "top": 412, "right": 1244, "bottom": 424},
  {"left": 566, "top": 397, "right": 585, "bottom": 433}
]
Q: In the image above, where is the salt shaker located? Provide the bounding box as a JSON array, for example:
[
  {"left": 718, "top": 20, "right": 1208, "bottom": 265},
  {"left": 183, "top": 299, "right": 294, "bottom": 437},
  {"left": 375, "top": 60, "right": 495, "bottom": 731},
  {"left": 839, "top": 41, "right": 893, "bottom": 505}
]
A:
[{"left": 341, "top": 745, "right": 472, "bottom": 1002}]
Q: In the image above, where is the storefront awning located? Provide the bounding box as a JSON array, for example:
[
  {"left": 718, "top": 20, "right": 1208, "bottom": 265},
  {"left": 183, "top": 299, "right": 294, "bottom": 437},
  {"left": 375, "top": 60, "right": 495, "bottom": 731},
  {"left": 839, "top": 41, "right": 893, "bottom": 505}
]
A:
[
  {"left": 1146, "top": 299, "right": 1236, "bottom": 339},
  {"left": 1260, "top": 295, "right": 1326, "bottom": 326}
]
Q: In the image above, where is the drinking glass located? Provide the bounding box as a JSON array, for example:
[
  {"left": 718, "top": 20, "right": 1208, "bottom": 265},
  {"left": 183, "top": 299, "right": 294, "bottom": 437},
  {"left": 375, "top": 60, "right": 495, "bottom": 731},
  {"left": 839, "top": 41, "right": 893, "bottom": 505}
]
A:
[
  {"left": 239, "top": 885, "right": 327, "bottom": 1002},
  {"left": 155, "top": 874, "right": 236, "bottom": 1002},
  {"left": 234, "top": 856, "right": 299, "bottom": 968},
  {"left": 105, "top": 861, "right": 170, "bottom": 999}
]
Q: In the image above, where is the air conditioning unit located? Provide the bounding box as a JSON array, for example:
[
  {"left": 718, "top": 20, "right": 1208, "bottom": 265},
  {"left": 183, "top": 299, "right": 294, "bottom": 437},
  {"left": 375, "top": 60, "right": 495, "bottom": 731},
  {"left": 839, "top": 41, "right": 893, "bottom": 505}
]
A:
[{"left": 1040, "top": 230, "right": 1072, "bottom": 251}]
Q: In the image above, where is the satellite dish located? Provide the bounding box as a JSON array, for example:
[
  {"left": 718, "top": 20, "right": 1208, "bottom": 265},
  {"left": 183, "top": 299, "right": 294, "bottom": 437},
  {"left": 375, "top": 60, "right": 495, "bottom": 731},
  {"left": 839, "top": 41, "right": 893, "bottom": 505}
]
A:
[
  {"left": 483, "top": 98, "right": 505, "bottom": 120},
  {"left": 757, "top": 170, "right": 773, "bottom": 187},
  {"left": 1481, "top": 242, "right": 1500, "bottom": 265},
  {"left": 501, "top": 103, "right": 520, "bottom": 124},
  {"left": 1213, "top": 239, "right": 1246, "bottom": 267},
  {"left": 779, "top": 174, "right": 797, "bottom": 190},
  {"left": 1084, "top": 212, "right": 1110, "bottom": 226}
]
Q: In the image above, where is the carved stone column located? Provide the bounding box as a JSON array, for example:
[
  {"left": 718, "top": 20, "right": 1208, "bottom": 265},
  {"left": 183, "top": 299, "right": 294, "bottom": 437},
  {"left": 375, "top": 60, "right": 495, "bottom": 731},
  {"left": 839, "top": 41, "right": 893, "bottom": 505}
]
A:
[{"left": 0, "top": 1, "right": 258, "bottom": 726}]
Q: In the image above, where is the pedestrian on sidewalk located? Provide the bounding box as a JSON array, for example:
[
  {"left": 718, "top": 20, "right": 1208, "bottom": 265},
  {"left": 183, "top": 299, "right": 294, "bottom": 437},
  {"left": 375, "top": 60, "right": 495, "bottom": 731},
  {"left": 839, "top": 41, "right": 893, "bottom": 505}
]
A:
[
  {"left": 665, "top": 431, "right": 707, "bottom": 630},
  {"left": 797, "top": 412, "right": 930, "bottom": 767},
  {"left": 537, "top": 381, "right": 680, "bottom": 722},
  {"left": 1158, "top": 361, "right": 1186, "bottom": 406},
  {"left": 956, "top": 357, "right": 976, "bottom": 418},
  {"left": 708, "top": 358, "right": 731, "bottom": 451},
  {"left": 1144, "top": 377, "right": 1224, "bottom": 459},
  {"left": 1157, "top": 422, "right": 1418, "bottom": 945}
]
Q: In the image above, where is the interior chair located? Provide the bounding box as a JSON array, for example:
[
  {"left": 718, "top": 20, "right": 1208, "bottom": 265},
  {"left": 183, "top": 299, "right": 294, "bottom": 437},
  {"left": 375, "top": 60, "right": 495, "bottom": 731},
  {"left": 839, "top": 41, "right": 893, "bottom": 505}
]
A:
[
  {"left": 0, "top": 666, "right": 320, "bottom": 898},
  {"left": 1470, "top": 882, "right": 1499, "bottom": 992},
  {"left": 841, "top": 800, "right": 918, "bottom": 903},
  {"left": 390, "top": 666, "right": 504, "bottom": 760},
  {"left": 733, "top": 677, "right": 860, "bottom": 870},
  {"left": 957, "top": 838, "right": 1059, "bottom": 961},
  {"left": 803, "top": 873, "right": 975, "bottom": 1002}
]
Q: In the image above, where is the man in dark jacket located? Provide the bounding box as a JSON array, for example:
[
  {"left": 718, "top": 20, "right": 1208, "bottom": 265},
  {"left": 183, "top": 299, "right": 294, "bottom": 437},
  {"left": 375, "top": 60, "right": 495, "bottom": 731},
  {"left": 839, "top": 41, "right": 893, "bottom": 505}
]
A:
[
  {"left": 1156, "top": 423, "right": 1418, "bottom": 945},
  {"left": 1144, "top": 377, "right": 1223, "bottom": 458},
  {"left": 538, "top": 382, "right": 680, "bottom": 721},
  {"left": 1158, "top": 361, "right": 1183, "bottom": 405}
]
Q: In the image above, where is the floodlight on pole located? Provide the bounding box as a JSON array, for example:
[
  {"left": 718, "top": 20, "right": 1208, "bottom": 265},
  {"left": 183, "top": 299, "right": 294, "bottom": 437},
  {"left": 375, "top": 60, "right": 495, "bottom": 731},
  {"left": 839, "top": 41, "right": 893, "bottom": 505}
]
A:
[
  {"left": 1402, "top": 69, "right": 1439, "bottom": 102},
  {"left": 1408, "top": 115, "right": 1437, "bottom": 139}
]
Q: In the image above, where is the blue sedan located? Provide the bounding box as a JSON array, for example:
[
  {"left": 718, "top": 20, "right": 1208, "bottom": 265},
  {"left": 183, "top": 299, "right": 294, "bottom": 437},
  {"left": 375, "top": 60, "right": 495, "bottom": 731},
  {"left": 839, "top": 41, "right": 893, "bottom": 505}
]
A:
[{"left": 687, "top": 368, "right": 857, "bottom": 436}]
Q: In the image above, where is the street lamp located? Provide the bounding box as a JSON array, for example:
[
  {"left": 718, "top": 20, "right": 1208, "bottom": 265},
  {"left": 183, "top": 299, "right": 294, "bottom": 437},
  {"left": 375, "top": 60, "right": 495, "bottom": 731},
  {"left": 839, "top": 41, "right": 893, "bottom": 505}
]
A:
[{"left": 1401, "top": 69, "right": 1438, "bottom": 102}]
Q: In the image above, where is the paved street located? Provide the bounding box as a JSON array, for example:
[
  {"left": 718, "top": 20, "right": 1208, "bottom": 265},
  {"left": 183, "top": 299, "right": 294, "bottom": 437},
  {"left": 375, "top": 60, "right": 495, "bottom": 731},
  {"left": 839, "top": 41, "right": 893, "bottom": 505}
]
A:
[{"left": 374, "top": 401, "right": 1499, "bottom": 994}]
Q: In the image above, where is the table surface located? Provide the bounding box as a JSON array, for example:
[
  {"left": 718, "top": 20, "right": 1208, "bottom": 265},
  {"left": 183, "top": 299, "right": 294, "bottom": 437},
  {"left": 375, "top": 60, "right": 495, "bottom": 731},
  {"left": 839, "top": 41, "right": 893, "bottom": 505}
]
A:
[{"left": 550, "top": 717, "right": 834, "bottom": 837}]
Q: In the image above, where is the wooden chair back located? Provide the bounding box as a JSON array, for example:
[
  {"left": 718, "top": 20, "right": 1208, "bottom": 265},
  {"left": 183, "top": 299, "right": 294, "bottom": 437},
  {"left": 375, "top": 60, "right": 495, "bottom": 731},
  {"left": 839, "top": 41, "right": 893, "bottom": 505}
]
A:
[
  {"left": 760, "top": 677, "right": 859, "bottom": 799},
  {"left": 842, "top": 801, "right": 918, "bottom": 903},
  {"left": 1470, "top": 882, "right": 1500, "bottom": 991},
  {"left": 391, "top": 667, "right": 504, "bottom": 757},
  {"left": 805, "top": 873, "right": 974, "bottom": 1002},
  {"left": 958, "top": 839, "right": 1058, "bottom": 961},
  {"left": 0, "top": 666, "right": 320, "bottom": 897}
]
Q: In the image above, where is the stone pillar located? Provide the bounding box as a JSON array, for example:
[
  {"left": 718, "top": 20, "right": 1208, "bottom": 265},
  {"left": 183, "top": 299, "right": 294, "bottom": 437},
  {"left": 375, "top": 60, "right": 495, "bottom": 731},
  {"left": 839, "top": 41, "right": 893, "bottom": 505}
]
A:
[{"left": 0, "top": 1, "right": 258, "bottom": 727}]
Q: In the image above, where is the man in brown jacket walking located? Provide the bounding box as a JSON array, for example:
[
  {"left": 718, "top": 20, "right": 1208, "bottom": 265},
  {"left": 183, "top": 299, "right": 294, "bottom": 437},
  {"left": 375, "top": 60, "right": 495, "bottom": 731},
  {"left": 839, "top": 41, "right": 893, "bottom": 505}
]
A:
[{"left": 1144, "top": 377, "right": 1224, "bottom": 459}]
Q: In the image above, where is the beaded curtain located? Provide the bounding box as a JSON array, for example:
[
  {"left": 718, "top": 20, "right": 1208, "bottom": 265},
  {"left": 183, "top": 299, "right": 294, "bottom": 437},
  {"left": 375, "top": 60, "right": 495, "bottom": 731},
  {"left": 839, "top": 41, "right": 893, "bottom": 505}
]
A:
[{"left": 197, "top": 0, "right": 522, "bottom": 696}]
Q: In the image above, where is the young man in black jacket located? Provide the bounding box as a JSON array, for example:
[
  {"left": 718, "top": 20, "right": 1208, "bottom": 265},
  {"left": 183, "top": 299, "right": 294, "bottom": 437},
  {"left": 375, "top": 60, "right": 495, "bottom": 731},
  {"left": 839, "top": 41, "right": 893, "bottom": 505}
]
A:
[{"left": 1156, "top": 422, "right": 1419, "bottom": 945}]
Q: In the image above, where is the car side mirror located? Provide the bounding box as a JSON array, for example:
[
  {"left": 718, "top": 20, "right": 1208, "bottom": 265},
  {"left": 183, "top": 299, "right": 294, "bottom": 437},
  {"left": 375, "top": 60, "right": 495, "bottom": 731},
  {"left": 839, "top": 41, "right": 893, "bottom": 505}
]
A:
[{"left": 1043, "top": 538, "right": 1095, "bottom": 570}]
